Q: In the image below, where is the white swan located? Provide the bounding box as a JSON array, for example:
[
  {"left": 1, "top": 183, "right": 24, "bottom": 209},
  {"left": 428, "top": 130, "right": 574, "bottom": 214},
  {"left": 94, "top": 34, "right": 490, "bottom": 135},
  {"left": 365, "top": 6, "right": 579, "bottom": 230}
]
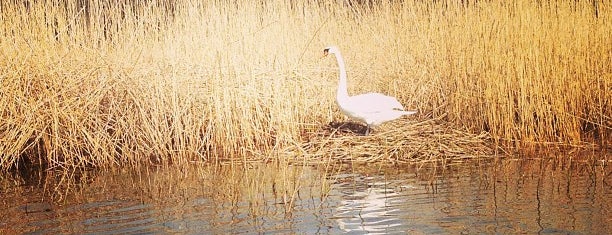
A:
[{"left": 323, "top": 46, "right": 417, "bottom": 135}]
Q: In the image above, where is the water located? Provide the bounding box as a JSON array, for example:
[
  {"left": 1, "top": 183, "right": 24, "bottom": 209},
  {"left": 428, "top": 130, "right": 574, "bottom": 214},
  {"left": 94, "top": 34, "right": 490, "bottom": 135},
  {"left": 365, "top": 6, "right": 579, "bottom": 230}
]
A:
[{"left": 1, "top": 157, "right": 609, "bottom": 234}]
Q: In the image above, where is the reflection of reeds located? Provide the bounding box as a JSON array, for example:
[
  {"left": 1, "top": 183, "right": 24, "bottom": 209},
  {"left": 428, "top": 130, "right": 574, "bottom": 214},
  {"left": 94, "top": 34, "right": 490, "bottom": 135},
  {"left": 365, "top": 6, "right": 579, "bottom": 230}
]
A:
[
  {"left": 0, "top": 0, "right": 609, "bottom": 170},
  {"left": 0, "top": 163, "right": 325, "bottom": 232}
]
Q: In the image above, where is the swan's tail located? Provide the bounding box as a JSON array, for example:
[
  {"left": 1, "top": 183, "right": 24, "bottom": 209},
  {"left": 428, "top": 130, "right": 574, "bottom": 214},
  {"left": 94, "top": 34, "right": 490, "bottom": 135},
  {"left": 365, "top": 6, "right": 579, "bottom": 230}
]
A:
[{"left": 400, "top": 110, "right": 418, "bottom": 116}]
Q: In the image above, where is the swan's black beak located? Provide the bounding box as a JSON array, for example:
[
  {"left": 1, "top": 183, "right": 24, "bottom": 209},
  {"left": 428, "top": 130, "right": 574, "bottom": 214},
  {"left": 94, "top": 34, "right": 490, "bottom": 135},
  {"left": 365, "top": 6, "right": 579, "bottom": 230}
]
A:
[{"left": 322, "top": 48, "right": 329, "bottom": 58}]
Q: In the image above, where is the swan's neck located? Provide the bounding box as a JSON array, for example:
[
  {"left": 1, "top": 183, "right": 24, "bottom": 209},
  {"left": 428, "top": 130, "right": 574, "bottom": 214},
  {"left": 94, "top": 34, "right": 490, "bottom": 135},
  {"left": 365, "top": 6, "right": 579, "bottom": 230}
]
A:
[{"left": 334, "top": 52, "right": 349, "bottom": 102}]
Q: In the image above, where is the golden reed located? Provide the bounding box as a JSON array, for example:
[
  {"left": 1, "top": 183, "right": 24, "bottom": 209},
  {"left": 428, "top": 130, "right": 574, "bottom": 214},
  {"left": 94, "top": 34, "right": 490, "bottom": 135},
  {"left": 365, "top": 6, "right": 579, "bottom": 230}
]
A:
[{"left": 0, "top": 0, "right": 609, "bottom": 170}]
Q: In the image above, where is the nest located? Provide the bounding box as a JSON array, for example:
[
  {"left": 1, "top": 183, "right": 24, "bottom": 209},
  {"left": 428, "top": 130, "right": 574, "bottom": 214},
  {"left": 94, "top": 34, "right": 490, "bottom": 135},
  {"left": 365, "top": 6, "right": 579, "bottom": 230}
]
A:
[{"left": 287, "top": 117, "right": 494, "bottom": 164}]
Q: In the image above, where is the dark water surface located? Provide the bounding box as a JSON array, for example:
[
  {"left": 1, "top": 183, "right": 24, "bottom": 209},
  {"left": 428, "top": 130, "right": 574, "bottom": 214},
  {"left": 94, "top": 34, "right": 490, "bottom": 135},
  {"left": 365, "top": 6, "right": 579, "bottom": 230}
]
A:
[{"left": 1, "top": 157, "right": 609, "bottom": 234}]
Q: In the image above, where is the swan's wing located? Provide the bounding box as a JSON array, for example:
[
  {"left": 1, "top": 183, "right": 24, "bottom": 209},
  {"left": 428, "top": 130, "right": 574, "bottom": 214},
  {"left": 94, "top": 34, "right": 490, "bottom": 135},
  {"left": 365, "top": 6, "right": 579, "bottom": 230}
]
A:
[
  {"left": 348, "top": 92, "right": 406, "bottom": 112},
  {"left": 338, "top": 92, "right": 417, "bottom": 126}
]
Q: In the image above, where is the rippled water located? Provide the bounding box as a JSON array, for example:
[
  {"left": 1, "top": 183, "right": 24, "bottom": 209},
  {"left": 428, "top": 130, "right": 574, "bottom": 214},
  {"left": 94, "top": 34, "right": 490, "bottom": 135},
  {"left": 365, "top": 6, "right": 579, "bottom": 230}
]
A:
[{"left": 1, "top": 157, "right": 609, "bottom": 234}]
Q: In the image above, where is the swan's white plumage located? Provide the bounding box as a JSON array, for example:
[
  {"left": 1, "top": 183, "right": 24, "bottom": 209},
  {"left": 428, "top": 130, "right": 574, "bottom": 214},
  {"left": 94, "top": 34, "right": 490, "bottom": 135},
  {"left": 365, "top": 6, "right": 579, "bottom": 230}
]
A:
[{"left": 324, "top": 46, "right": 416, "bottom": 135}]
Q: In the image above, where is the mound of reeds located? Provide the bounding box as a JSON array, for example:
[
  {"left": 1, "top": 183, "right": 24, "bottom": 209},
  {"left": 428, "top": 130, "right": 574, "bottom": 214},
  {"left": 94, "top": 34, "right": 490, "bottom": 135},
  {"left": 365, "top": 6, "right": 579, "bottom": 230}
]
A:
[{"left": 287, "top": 115, "right": 494, "bottom": 164}]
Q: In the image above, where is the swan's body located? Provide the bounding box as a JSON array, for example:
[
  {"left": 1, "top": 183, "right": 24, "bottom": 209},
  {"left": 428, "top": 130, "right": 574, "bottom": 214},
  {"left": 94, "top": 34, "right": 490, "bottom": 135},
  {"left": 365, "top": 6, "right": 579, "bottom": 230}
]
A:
[{"left": 324, "top": 46, "right": 416, "bottom": 135}]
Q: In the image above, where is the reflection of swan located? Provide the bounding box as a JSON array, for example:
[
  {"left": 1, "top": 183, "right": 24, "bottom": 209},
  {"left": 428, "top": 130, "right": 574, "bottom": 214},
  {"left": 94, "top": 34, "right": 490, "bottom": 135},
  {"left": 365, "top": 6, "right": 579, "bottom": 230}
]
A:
[
  {"left": 323, "top": 46, "right": 417, "bottom": 135},
  {"left": 334, "top": 183, "right": 402, "bottom": 234}
]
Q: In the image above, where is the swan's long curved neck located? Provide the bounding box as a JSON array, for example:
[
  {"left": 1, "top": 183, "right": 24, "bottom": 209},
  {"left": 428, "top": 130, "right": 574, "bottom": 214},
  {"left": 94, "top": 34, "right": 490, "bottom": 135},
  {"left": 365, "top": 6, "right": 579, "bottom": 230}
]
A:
[{"left": 333, "top": 52, "right": 349, "bottom": 102}]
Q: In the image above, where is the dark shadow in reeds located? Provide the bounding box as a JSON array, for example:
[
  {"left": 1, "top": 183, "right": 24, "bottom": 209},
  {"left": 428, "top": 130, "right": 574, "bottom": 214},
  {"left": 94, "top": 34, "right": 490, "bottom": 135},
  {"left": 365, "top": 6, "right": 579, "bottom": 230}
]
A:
[{"left": 325, "top": 121, "right": 369, "bottom": 136}]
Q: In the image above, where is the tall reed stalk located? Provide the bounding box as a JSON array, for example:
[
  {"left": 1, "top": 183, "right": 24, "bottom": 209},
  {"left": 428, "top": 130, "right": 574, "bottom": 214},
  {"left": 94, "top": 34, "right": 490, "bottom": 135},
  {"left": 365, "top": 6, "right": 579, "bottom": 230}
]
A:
[{"left": 0, "top": 0, "right": 609, "bottom": 170}]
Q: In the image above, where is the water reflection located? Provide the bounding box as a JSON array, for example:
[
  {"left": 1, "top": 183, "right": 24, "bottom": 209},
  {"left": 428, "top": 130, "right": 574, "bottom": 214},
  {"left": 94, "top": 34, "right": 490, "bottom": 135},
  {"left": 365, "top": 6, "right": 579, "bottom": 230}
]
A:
[
  {"left": 0, "top": 157, "right": 609, "bottom": 234},
  {"left": 333, "top": 177, "right": 405, "bottom": 234}
]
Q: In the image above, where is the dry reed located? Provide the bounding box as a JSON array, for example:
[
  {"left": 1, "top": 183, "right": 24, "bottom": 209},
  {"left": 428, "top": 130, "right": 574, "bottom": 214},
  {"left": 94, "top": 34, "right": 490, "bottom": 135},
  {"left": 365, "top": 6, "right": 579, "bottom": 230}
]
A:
[{"left": 0, "top": 0, "right": 609, "bottom": 171}]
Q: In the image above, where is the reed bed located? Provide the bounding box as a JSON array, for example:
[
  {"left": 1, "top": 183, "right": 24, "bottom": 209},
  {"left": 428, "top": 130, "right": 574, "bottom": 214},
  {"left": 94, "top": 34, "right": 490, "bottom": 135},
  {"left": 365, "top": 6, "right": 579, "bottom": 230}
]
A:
[{"left": 0, "top": 0, "right": 610, "bottom": 170}]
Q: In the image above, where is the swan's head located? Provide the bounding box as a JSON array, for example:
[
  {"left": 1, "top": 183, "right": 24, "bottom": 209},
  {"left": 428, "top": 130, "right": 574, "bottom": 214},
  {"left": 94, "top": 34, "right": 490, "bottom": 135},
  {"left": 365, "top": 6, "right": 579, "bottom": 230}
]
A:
[{"left": 323, "top": 46, "right": 340, "bottom": 57}]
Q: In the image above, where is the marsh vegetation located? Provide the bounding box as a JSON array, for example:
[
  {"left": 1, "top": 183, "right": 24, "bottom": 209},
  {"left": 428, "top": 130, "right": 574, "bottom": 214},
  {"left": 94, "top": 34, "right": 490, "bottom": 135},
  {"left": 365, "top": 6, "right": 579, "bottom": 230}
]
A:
[{"left": 0, "top": 0, "right": 609, "bottom": 170}]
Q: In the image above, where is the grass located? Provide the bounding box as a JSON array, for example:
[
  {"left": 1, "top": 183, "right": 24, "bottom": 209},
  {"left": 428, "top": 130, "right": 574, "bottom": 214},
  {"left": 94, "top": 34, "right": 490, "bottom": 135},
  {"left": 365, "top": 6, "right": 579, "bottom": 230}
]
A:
[{"left": 0, "top": 0, "right": 609, "bottom": 171}]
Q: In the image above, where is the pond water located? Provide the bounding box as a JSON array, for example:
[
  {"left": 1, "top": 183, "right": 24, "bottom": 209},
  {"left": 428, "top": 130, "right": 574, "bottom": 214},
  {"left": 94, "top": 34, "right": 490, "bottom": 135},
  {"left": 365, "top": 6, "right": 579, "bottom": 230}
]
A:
[{"left": 1, "top": 157, "right": 609, "bottom": 234}]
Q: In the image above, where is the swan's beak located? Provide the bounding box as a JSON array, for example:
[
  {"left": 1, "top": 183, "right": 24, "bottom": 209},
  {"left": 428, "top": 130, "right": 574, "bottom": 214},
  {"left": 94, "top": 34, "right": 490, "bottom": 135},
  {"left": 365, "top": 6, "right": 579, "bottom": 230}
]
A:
[{"left": 321, "top": 48, "right": 329, "bottom": 59}]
